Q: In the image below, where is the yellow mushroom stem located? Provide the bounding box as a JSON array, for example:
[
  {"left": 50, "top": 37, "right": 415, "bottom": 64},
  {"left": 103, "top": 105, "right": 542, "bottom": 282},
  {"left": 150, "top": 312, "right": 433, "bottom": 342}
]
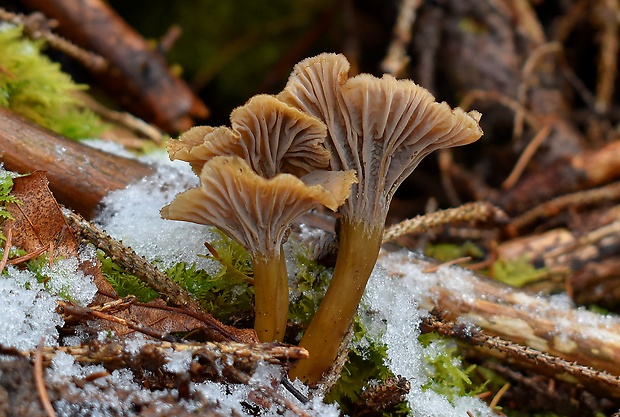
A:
[
  {"left": 252, "top": 246, "right": 289, "bottom": 342},
  {"left": 289, "top": 220, "right": 383, "bottom": 383}
]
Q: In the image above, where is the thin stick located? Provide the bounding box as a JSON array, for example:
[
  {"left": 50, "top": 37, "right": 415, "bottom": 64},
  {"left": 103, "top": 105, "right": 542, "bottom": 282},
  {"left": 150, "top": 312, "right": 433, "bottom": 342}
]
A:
[
  {"left": 0, "top": 7, "right": 108, "bottom": 72},
  {"left": 595, "top": 0, "right": 619, "bottom": 113},
  {"left": 510, "top": 181, "right": 620, "bottom": 232},
  {"left": 34, "top": 339, "right": 57, "bottom": 417},
  {"left": 502, "top": 124, "right": 553, "bottom": 190},
  {"left": 380, "top": 0, "right": 423, "bottom": 76},
  {"left": 58, "top": 301, "right": 180, "bottom": 342},
  {"left": 514, "top": 43, "right": 562, "bottom": 142},
  {"left": 0, "top": 227, "right": 11, "bottom": 274}
]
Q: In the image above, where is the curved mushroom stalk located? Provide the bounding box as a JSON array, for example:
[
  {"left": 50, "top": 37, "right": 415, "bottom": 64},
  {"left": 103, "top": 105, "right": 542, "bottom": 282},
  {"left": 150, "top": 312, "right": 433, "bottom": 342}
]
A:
[
  {"left": 162, "top": 156, "right": 356, "bottom": 342},
  {"left": 279, "top": 53, "right": 483, "bottom": 383}
]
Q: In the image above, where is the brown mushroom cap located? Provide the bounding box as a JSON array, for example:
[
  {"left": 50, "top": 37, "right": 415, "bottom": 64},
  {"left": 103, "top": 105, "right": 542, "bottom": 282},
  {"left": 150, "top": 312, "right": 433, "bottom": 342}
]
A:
[
  {"left": 278, "top": 53, "right": 483, "bottom": 224},
  {"left": 166, "top": 95, "right": 331, "bottom": 179},
  {"left": 161, "top": 156, "right": 356, "bottom": 258}
]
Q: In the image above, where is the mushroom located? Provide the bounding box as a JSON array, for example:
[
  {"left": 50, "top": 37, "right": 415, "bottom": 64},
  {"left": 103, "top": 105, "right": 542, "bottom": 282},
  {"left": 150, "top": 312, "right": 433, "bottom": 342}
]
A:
[
  {"left": 278, "top": 53, "right": 483, "bottom": 383},
  {"left": 161, "top": 156, "right": 356, "bottom": 342},
  {"left": 167, "top": 94, "right": 331, "bottom": 178}
]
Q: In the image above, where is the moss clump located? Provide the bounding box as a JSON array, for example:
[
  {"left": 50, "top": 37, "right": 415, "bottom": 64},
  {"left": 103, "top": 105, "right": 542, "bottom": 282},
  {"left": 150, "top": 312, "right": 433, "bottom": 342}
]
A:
[
  {"left": 325, "top": 316, "right": 403, "bottom": 414},
  {"left": 169, "top": 231, "right": 255, "bottom": 323},
  {"left": 288, "top": 247, "right": 332, "bottom": 329},
  {"left": 491, "top": 257, "right": 548, "bottom": 287},
  {"left": 98, "top": 252, "right": 160, "bottom": 302},
  {"left": 419, "top": 332, "right": 486, "bottom": 400},
  {"left": 0, "top": 24, "right": 105, "bottom": 139}
]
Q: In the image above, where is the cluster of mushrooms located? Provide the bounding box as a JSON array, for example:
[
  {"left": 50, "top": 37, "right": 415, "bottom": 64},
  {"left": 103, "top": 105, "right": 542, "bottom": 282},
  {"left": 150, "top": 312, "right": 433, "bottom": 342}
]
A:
[{"left": 162, "top": 53, "right": 483, "bottom": 384}]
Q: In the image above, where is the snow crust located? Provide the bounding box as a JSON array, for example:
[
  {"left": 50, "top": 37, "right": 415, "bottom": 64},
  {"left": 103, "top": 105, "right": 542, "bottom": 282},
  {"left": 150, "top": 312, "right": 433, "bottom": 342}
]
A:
[
  {"left": 0, "top": 256, "right": 97, "bottom": 350},
  {"left": 93, "top": 153, "right": 220, "bottom": 273},
  {"left": 363, "top": 263, "right": 495, "bottom": 417}
]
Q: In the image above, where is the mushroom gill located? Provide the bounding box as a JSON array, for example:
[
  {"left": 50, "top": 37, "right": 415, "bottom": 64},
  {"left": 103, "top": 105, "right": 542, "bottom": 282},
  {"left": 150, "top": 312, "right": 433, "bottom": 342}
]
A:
[
  {"left": 161, "top": 156, "right": 356, "bottom": 342},
  {"left": 167, "top": 94, "right": 331, "bottom": 178},
  {"left": 278, "top": 53, "right": 483, "bottom": 383}
]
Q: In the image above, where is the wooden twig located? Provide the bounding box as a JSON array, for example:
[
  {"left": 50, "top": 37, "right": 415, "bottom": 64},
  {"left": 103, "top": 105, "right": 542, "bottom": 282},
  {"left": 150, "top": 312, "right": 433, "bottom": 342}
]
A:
[
  {"left": 514, "top": 43, "right": 562, "bottom": 142},
  {"left": 58, "top": 300, "right": 180, "bottom": 342},
  {"left": 20, "top": 0, "right": 209, "bottom": 133},
  {"left": 0, "top": 7, "right": 108, "bottom": 72},
  {"left": 419, "top": 311, "right": 620, "bottom": 398},
  {"left": 380, "top": 0, "right": 423, "bottom": 77},
  {"left": 379, "top": 248, "right": 620, "bottom": 387},
  {"left": 594, "top": 0, "right": 619, "bottom": 113},
  {"left": 498, "top": 140, "right": 620, "bottom": 215},
  {"left": 34, "top": 339, "right": 57, "bottom": 417},
  {"left": 0, "top": 227, "right": 11, "bottom": 275},
  {"left": 502, "top": 124, "right": 553, "bottom": 190},
  {"left": 509, "top": 181, "right": 620, "bottom": 233}
]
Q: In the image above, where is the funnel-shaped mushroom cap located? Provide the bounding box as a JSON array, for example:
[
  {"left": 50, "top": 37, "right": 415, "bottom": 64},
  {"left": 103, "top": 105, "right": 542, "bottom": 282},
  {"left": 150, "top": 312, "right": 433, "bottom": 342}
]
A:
[
  {"left": 278, "top": 53, "right": 483, "bottom": 224},
  {"left": 161, "top": 156, "right": 356, "bottom": 259},
  {"left": 166, "top": 95, "right": 331, "bottom": 179}
]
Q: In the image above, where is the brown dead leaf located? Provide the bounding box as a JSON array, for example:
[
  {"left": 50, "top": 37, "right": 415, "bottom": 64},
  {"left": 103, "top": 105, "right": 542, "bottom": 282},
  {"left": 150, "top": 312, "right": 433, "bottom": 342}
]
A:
[
  {"left": 2, "top": 170, "right": 115, "bottom": 296},
  {"left": 2, "top": 171, "right": 207, "bottom": 337}
]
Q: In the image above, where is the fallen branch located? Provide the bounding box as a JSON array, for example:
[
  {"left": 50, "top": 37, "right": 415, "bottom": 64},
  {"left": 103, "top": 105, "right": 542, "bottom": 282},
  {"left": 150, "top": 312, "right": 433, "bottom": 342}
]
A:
[{"left": 0, "top": 107, "right": 154, "bottom": 219}]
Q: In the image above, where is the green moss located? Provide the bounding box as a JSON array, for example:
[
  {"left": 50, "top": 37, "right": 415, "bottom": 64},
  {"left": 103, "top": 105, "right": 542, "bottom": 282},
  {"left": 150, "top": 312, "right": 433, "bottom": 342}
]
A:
[
  {"left": 288, "top": 247, "right": 332, "bottom": 328},
  {"left": 0, "top": 24, "right": 105, "bottom": 139},
  {"left": 98, "top": 252, "right": 160, "bottom": 302},
  {"left": 169, "top": 230, "right": 255, "bottom": 322},
  {"left": 425, "top": 241, "right": 484, "bottom": 263},
  {"left": 491, "top": 257, "right": 548, "bottom": 287},
  {"left": 325, "top": 316, "right": 400, "bottom": 412},
  {"left": 419, "top": 332, "right": 487, "bottom": 400}
]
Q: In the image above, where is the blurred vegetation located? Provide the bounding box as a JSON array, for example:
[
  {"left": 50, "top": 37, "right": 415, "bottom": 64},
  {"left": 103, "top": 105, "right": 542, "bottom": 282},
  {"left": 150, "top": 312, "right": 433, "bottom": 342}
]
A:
[
  {"left": 108, "top": 0, "right": 340, "bottom": 124},
  {"left": 0, "top": 25, "right": 105, "bottom": 139}
]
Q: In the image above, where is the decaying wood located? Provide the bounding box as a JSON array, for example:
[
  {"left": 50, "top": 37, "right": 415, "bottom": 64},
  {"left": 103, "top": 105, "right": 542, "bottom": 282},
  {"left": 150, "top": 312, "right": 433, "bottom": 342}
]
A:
[
  {"left": 0, "top": 107, "right": 154, "bottom": 219},
  {"left": 0, "top": 342, "right": 308, "bottom": 417},
  {"left": 19, "top": 0, "right": 209, "bottom": 133}
]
